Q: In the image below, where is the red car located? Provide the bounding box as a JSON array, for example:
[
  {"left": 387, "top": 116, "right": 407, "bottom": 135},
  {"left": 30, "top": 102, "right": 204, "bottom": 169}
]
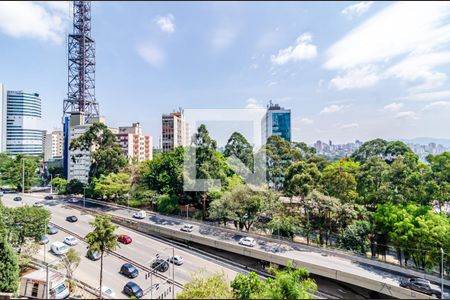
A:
[{"left": 118, "top": 235, "right": 132, "bottom": 244}]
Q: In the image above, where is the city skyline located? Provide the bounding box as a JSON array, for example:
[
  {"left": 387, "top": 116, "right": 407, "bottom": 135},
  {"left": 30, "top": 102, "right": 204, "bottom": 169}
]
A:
[{"left": 1, "top": 1, "right": 450, "bottom": 144}]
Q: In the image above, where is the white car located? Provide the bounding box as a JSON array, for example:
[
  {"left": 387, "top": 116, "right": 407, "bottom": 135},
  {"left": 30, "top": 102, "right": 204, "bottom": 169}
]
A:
[
  {"left": 239, "top": 237, "right": 256, "bottom": 247},
  {"left": 64, "top": 236, "right": 78, "bottom": 246},
  {"left": 51, "top": 241, "right": 69, "bottom": 255},
  {"left": 168, "top": 255, "right": 184, "bottom": 265},
  {"left": 99, "top": 286, "right": 116, "bottom": 298},
  {"left": 67, "top": 198, "right": 80, "bottom": 203},
  {"left": 33, "top": 201, "right": 44, "bottom": 207},
  {"left": 180, "top": 224, "right": 194, "bottom": 232},
  {"left": 133, "top": 210, "right": 146, "bottom": 219}
]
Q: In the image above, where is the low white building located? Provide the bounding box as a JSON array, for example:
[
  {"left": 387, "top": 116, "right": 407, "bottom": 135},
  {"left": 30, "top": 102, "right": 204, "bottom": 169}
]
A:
[{"left": 44, "top": 130, "right": 63, "bottom": 161}]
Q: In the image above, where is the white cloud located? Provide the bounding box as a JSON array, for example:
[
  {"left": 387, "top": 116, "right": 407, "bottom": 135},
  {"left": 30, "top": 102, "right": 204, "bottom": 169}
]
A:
[
  {"left": 320, "top": 104, "right": 347, "bottom": 114},
  {"left": 325, "top": 2, "right": 450, "bottom": 90},
  {"left": 340, "top": 123, "right": 359, "bottom": 129},
  {"left": 271, "top": 33, "right": 317, "bottom": 65},
  {"left": 423, "top": 101, "right": 450, "bottom": 110},
  {"left": 0, "top": 1, "right": 70, "bottom": 44},
  {"left": 395, "top": 111, "right": 419, "bottom": 119},
  {"left": 397, "top": 89, "right": 450, "bottom": 102},
  {"left": 212, "top": 27, "right": 237, "bottom": 52},
  {"left": 330, "top": 65, "right": 380, "bottom": 90},
  {"left": 249, "top": 63, "right": 258, "bottom": 70},
  {"left": 383, "top": 102, "right": 404, "bottom": 111},
  {"left": 300, "top": 118, "right": 314, "bottom": 125},
  {"left": 154, "top": 14, "right": 175, "bottom": 33},
  {"left": 245, "top": 98, "right": 264, "bottom": 109},
  {"left": 341, "top": 2, "right": 374, "bottom": 19},
  {"left": 137, "top": 44, "right": 165, "bottom": 67},
  {"left": 268, "top": 81, "right": 277, "bottom": 87}
]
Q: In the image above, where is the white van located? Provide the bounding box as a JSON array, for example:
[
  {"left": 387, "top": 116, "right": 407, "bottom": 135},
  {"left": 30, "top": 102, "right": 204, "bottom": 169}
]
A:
[
  {"left": 20, "top": 268, "right": 69, "bottom": 299},
  {"left": 51, "top": 241, "right": 69, "bottom": 255},
  {"left": 132, "top": 210, "right": 146, "bottom": 219}
]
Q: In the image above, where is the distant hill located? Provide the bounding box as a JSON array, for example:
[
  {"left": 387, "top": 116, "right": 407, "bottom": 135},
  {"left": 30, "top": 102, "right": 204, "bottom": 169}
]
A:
[{"left": 397, "top": 137, "right": 450, "bottom": 147}]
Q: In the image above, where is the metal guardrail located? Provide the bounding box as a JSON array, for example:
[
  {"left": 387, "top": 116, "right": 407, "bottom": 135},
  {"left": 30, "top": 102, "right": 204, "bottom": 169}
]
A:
[{"left": 49, "top": 222, "right": 184, "bottom": 290}]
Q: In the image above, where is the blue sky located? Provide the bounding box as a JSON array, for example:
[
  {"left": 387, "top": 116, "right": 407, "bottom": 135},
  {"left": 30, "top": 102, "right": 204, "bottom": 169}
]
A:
[{"left": 1, "top": 1, "right": 450, "bottom": 145}]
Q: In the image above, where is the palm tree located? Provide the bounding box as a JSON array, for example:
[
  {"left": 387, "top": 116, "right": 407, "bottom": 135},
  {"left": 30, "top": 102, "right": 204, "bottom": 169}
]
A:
[{"left": 85, "top": 215, "right": 119, "bottom": 299}]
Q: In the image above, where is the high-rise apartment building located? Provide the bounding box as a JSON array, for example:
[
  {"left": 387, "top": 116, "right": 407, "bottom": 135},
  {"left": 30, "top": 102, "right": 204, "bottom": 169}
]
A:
[
  {"left": 5, "top": 90, "right": 43, "bottom": 156},
  {"left": 162, "top": 109, "right": 189, "bottom": 152},
  {"left": 44, "top": 131, "right": 63, "bottom": 161},
  {"left": 262, "top": 101, "right": 291, "bottom": 144},
  {"left": 115, "top": 122, "right": 152, "bottom": 162},
  {"left": 0, "top": 83, "right": 7, "bottom": 152}
]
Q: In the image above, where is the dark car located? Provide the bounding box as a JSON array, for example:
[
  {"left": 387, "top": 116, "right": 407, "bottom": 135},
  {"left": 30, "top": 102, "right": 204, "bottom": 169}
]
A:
[
  {"left": 13, "top": 196, "right": 22, "bottom": 201},
  {"left": 123, "top": 282, "right": 143, "bottom": 298},
  {"left": 151, "top": 258, "right": 169, "bottom": 272},
  {"left": 47, "top": 225, "right": 58, "bottom": 235},
  {"left": 39, "top": 235, "right": 49, "bottom": 245},
  {"left": 400, "top": 278, "right": 442, "bottom": 298},
  {"left": 87, "top": 250, "right": 101, "bottom": 261},
  {"left": 118, "top": 235, "right": 132, "bottom": 244},
  {"left": 120, "top": 263, "right": 139, "bottom": 278},
  {"left": 66, "top": 216, "right": 78, "bottom": 222},
  {"left": 44, "top": 195, "right": 54, "bottom": 200}
]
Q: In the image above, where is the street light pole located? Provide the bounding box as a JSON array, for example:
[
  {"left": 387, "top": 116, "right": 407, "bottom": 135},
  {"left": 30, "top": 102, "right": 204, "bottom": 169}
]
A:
[
  {"left": 441, "top": 248, "right": 444, "bottom": 299},
  {"left": 22, "top": 158, "right": 24, "bottom": 195},
  {"left": 186, "top": 204, "right": 189, "bottom": 220}
]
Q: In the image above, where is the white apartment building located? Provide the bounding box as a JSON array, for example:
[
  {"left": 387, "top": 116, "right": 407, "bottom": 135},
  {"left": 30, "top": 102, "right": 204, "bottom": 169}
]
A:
[
  {"left": 44, "top": 131, "right": 63, "bottom": 161},
  {"left": 0, "top": 83, "right": 7, "bottom": 152},
  {"left": 116, "top": 122, "right": 152, "bottom": 162},
  {"left": 162, "top": 110, "right": 190, "bottom": 152}
]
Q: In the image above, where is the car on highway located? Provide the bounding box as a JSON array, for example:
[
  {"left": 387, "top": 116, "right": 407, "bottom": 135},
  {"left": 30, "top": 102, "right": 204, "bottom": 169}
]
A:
[
  {"left": 238, "top": 236, "right": 256, "bottom": 247},
  {"left": 39, "top": 235, "right": 49, "bottom": 245},
  {"left": 119, "top": 263, "right": 139, "bottom": 278},
  {"left": 167, "top": 255, "right": 184, "bottom": 265},
  {"left": 132, "top": 210, "right": 146, "bottom": 219},
  {"left": 118, "top": 234, "right": 132, "bottom": 244},
  {"left": 87, "top": 250, "right": 101, "bottom": 261},
  {"left": 47, "top": 225, "right": 58, "bottom": 235},
  {"left": 66, "top": 216, "right": 78, "bottom": 222},
  {"left": 67, "top": 198, "right": 79, "bottom": 203},
  {"left": 123, "top": 282, "right": 143, "bottom": 298},
  {"left": 44, "top": 195, "right": 54, "bottom": 200},
  {"left": 33, "top": 201, "right": 44, "bottom": 207},
  {"left": 51, "top": 241, "right": 69, "bottom": 255},
  {"left": 180, "top": 224, "right": 194, "bottom": 232},
  {"left": 151, "top": 258, "right": 169, "bottom": 272},
  {"left": 13, "top": 196, "right": 22, "bottom": 201},
  {"left": 400, "top": 278, "right": 442, "bottom": 298},
  {"left": 64, "top": 236, "right": 78, "bottom": 246},
  {"left": 99, "top": 286, "right": 116, "bottom": 298}
]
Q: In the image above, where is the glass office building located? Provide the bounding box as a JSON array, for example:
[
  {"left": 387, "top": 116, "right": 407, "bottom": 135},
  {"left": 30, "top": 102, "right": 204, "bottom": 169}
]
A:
[
  {"left": 263, "top": 102, "right": 291, "bottom": 143},
  {"left": 6, "top": 91, "right": 43, "bottom": 155}
]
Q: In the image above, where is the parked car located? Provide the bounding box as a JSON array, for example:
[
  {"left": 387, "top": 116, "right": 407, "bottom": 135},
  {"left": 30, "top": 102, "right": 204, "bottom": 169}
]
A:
[
  {"left": 13, "top": 196, "right": 22, "bottom": 201},
  {"left": 123, "top": 282, "right": 143, "bottom": 298},
  {"left": 44, "top": 195, "right": 54, "bottom": 200},
  {"left": 87, "top": 250, "right": 101, "bottom": 261},
  {"left": 47, "top": 225, "right": 58, "bottom": 235},
  {"left": 66, "top": 216, "right": 78, "bottom": 222},
  {"left": 67, "top": 198, "right": 79, "bottom": 203},
  {"left": 167, "top": 255, "right": 184, "bottom": 265},
  {"left": 119, "top": 263, "right": 139, "bottom": 278},
  {"left": 39, "top": 235, "right": 49, "bottom": 245},
  {"left": 33, "top": 201, "right": 44, "bottom": 207},
  {"left": 180, "top": 224, "right": 194, "bottom": 232},
  {"left": 132, "top": 210, "right": 146, "bottom": 219},
  {"left": 238, "top": 237, "right": 256, "bottom": 247},
  {"left": 51, "top": 241, "right": 69, "bottom": 255},
  {"left": 151, "top": 258, "right": 169, "bottom": 272},
  {"left": 64, "top": 236, "right": 78, "bottom": 246},
  {"left": 118, "top": 235, "right": 132, "bottom": 244},
  {"left": 400, "top": 278, "right": 442, "bottom": 298}
]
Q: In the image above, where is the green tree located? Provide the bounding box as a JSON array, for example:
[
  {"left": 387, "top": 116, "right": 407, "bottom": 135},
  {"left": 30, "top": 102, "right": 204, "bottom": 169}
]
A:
[
  {"left": 66, "top": 179, "right": 85, "bottom": 195},
  {"left": 69, "top": 122, "right": 127, "bottom": 180},
  {"left": 2, "top": 155, "right": 38, "bottom": 191},
  {"left": 356, "top": 157, "right": 390, "bottom": 208},
  {"left": 0, "top": 238, "right": 19, "bottom": 293},
  {"left": 85, "top": 215, "right": 119, "bottom": 299},
  {"left": 284, "top": 161, "right": 321, "bottom": 199},
  {"left": 321, "top": 159, "right": 359, "bottom": 203},
  {"left": 156, "top": 195, "right": 179, "bottom": 214},
  {"left": 337, "top": 220, "right": 371, "bottom": 255},
  {"left": 93, "top": 173, "right": 130, "bottom": 200},
  {"left": 51, "top": 177, "right": 68, "bottom": 194},
  {"left": 263, "top": 135, "right": 294, "bottom": 190},
  {"left": 58, "top": 248, "right": 81, "bottom": 292},
  {"left": 231, "top": 272, "right": 263, "bottom": 299},
  {"left": 224, "top": 132, "right": 254, "bottom": 171},
  {"left": 427, "top": 152, "right": 450, "bottom": 209},
  {"left": 176, "top": 269, "right": 233, "bottom": 299}
]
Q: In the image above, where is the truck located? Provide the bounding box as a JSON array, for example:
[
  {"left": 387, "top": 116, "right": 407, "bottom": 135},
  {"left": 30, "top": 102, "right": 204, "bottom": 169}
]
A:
[{"left": 19, "top": 268, "right": 70, "bottom": 299}]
